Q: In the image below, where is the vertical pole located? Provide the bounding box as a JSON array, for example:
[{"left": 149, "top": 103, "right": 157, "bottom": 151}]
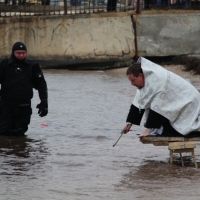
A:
[
  {"left": 136, "top": 0, "right": 140, "bottom": 14},
  {"left": 107, "top": 0, "right": 117, "bottom": 11},
  {"left": 131, "top": 14, "right": 139, "bottom": 61},
  {"left": 192, "top": 149, "right": 198, "bottom": 168},
  {"left": 64, "top": 0, "right": 67, "bottom": 14},
  {"left": 170, "top": 150, "right": 173, "bottom": 163}
]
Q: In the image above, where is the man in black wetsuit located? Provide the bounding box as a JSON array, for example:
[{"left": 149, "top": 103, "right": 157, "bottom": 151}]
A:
[{"left": 0, "top": 42, "right": 48, "bottom": 136}]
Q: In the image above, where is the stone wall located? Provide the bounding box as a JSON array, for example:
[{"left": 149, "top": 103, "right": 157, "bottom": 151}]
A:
[
  {"left": 0, "top": 12, "right": 135, "bottom": 69},
  {"left": 136, "top": 11, "right": 200, "bottom": 57},
  {"left": 1, "top": 11, "right": 200, "bottom": 69}
]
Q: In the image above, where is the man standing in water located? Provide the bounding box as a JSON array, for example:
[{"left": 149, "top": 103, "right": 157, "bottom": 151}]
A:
[
  {"left": 123, "top": 57, "right": 200, "bottom": 137},
  {"left": 0, "top": 42, "right": 48, "bottom": 136}
]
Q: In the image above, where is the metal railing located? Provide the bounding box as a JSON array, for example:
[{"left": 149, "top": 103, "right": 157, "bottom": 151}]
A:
[
  {"left": 0, "top": 0, "right": 135, "bottom": 16},
  {"left": 144, "top": 0, "right": 200, "bottom": 10},
  {"left": 0, "top": 0, "right": 200, "bottom": 16}
]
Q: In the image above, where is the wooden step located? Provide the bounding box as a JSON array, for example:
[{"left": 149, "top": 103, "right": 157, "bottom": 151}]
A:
[{"left": 168, "top": 141, "right": 196, "bottom": 150}]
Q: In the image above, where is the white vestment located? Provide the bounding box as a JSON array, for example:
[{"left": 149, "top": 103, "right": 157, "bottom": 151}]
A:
[{"left": 132, "top": 57, "right": 200, "bottom": 136}]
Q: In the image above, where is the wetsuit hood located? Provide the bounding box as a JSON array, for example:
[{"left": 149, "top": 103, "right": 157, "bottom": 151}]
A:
[{"left": 11, "top": 42, "right": 27, "bottom": 62}]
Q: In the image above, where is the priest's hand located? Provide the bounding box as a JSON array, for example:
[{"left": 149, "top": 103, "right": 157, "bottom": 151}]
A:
[
  {"left": 138, "top": 129, "right": 150, "bottom": 138},
  {"left": 122, "top": 123, "right": 132, "bottom": 134}
]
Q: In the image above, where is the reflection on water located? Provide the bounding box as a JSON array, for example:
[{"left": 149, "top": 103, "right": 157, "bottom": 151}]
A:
[
  {"left": 116, "top": 160, "right": 200, "bottom": 199},
  {"left": 0, "top": 136, "right": 48, "bottom": 176},
  {"left": 0, "top": 136, "right": 47, "bottom": 158},
  {"left": 0, "top": 67, "right": 200, "bottom": 200}
]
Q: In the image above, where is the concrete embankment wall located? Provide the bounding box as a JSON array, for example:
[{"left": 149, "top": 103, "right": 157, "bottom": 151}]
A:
[
  {"left": 0, "top": 12, "right": 136, "bottom": 69},
  {"left": 0, "top": 10, "right": 200, "bottom": 69},
  {"left": 136, "top": 11, "right": 200, "bottom": 57}
]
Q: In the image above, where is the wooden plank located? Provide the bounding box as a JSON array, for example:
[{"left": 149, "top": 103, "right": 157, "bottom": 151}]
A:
[
  {"left": 140, "top": 137, "right": 200, "bottom": 143},
  {"left": 153, "top": 141, "right": 169, "bottom": 146},
  {"left": 140, "top": 141, "right": 154, "bottom": 144},
  {"left": 187, "top": 138, "right": 200, "bottom": 141},
  {"left": 170, "top": 148, "right": 195, "bottom": 153},
  {"left": 140, "top": 137, "right": 185, "bottom": 142},
  {"left": 168, "top": 141, "right": 196, "bottom": 150}
]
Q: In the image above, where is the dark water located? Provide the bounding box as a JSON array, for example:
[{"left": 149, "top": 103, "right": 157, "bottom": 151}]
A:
[{"left": 0, "top": 67, "right": 200, "bottom": 200}]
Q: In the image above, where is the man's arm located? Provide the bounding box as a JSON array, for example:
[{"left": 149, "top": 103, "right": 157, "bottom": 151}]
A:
[
  {"left": 0, "top": 59, "right": 7, "bottom": 84},
  {"left": 0, "top": 59, "right": 8, "bottom": 97},
  {"left": 33, "top": 63, "right": 48, "bottom": 100},
  {"left": 123, "top": 104, "right": 145, "bottom": 133},
  {"left": 126, "top": 104, "right": 145, "bottom": 125},
  {"left": 33, "top": 63, "right": 48, "bottom": 117}
]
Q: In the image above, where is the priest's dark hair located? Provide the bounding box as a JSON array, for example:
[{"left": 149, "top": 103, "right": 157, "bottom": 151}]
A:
[{"left": 126, "top": 63, "right": 143, "bottom": 77}]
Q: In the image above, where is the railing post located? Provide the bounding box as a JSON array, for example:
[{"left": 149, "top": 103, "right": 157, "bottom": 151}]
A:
[
  {"left": 136, "top": 0, "right": 140, "bottom": 13},
  {"left": 64, "top": 0, "right": 67, "bottom": 14},
  {"left": 107, "top": 0, "right": 117, "bottom": 11},
  {"left": 188, "top": 0, "right": 191, "bottom": 9}
]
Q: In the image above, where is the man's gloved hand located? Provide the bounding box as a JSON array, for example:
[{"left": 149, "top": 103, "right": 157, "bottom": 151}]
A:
[{"left": 36, "top": 99, "right": 48, "bottom": 117}]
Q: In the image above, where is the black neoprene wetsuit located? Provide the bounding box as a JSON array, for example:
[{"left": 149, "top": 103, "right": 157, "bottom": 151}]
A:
[{"left": 0, "top": 57, "right": 48, "bottom": 135}]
